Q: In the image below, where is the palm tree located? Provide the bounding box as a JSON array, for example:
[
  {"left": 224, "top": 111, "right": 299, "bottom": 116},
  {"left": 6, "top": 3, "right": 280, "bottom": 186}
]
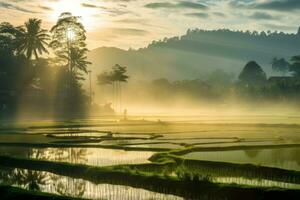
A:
[
  {"left": 17, "top": 18, "right": 49, "bottom": 60},
  {"left": 69, "top": 47, "right": 90, "bottom": 75},
  {"left": 59, "top": 47, "right": 91, "bottom": 86},
  {"left": 97, "top": 64, "right": 129, "bottom": 112},
  {"left": 111, "top": 64, "right": 129, "bottom": 112}
]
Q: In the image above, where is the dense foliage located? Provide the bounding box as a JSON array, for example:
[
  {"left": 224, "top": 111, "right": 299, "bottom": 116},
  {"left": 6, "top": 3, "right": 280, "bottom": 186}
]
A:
[{"left": 0, "top": 15, "right": 91, "bottom": 118}]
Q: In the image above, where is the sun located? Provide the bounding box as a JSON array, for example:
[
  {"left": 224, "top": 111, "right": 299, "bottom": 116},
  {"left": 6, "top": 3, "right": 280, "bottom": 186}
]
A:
[
  {"left": 67, "top": 28, "right": 76, "bottom": 41},
  {"left": 47, "top": 0, "right": 98, "bottom": 30}
]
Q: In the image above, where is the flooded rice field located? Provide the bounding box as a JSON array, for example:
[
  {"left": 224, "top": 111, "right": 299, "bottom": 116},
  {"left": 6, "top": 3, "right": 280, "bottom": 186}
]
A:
[
  {"left": 0, "top": 147, "right": 155, "bottom": 167},
  {"left": 182, "top": 147, "right": 300, "bottom": 171},
  {"left": 1, "top": 116, "right": 300, "bottom": 199},
  {"left": 0, "top": 168, "right": 183, "bottom": 200}
]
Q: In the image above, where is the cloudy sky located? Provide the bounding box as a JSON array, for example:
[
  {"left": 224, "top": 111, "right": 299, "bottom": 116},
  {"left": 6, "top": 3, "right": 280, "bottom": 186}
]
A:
[{"left": 1, "top": 0, "right": 300, "bottom": 49}]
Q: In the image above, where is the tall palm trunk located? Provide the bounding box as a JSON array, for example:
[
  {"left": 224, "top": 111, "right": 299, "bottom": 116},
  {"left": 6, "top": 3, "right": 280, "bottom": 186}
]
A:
[
  {"left": 113, "top": 81, "right": 116, "bottom": 112},
  {"left": 112, "top": 81, "right": 122, "bottom": 114},
  {"left": 34, "top": 49, "right": 39, "bottom": 61},
  {"left": 118, "top": 81, "right": 122, "bottom": 113}
]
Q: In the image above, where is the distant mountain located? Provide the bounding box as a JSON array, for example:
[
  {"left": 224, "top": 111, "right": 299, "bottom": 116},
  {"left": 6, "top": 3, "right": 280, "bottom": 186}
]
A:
[{"left": 88, "top": 28, "right": 300, "bottom": 80}]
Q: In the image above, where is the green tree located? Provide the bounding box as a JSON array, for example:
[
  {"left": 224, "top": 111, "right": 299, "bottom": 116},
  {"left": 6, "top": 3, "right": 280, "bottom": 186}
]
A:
[
  {"left": 112, "top": 64, "right": 129, "bottom": 83},
  {"left": 0, "top": 22, "right": 35, "bottom": 92},
  {"left": 50, "top": 12, "right": 89, "bottom": 78},
  {"left": 207, "top": 69, "right": 234, "bottom": 86},
  {"left": 271, "top": 57, "right": 289, "bottom": 75},
  {"left": 97, "top": 64, "right": 129, "bottom": 112},
  {"left": 69, "top": 47, "right": 91, "bottom": 79},
  {"left": 17, "top": 18, "right": 49, "bottom": 60},
  {"left": 0, "top": 22, "right": 23, "bottom": 56},
  {"left": 50, "top": 13, "right": 90, "bottom": 115},
  {"left": 112, "top": 64, "right": 129, "bottom": 112},
  {"left": 238, "top": 61, "right": 267, "bottom": 86},
  {"left": 290, "top": 55, "right": 300, "bottom": 78}
]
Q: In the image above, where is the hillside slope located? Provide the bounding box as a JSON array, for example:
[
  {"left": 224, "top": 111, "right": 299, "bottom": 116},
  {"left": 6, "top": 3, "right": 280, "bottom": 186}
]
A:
[{"left": 88, "top": 28, "right": 300, "bottom": 80}]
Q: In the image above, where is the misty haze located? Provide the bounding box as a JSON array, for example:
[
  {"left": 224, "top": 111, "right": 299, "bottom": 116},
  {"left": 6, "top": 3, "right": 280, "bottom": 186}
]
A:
[{"left": 0, "top": 0, "right": 300, "bottom": 200}]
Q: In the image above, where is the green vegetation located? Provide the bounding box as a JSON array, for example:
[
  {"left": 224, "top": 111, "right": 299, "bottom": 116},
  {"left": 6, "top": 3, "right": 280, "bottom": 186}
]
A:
[
  {"left": 97, "top": 64, "right": 129, "bottom": 111},
  {"left": 1, "top": 155, "right": 300, "bottom": 200},
  {"left": 238, "top": 61, "right": 267, "bottom": 86},
  {"left": 0, "top": 14, "right": 91, "bottom": 118},
  {"left": 0, "top": 120, "right": 300, "bottom": 199}
]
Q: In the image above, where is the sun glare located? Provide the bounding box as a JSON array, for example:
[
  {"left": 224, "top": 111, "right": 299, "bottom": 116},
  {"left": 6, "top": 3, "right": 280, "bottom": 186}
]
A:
[
  {"left": 67, "top": 28, "right": 76, "bottom": 41},
  {"left": 48, "top": 0, "right": 101, "bottom": 30}
]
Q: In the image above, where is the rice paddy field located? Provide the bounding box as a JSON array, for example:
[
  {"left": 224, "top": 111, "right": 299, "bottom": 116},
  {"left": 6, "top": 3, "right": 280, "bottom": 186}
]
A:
[{"left": 0, "top": 114, "right": 300, "bottom": 199}]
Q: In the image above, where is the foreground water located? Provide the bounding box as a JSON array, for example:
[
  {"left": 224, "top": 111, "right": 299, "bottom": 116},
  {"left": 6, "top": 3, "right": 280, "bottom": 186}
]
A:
[
  {"left": 0, "top": 168, "right": 183, "bottom": 200},
  {"left": 1, "top": 115, "right": 300, "bottom": 198}
]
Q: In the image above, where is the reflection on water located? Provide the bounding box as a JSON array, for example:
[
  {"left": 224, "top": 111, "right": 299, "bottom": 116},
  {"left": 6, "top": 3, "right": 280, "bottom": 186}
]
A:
[
  {"left": 183, "top": 147, "right": 300, "bottom": 171},
  {"left": 0, "top": 147, "right": 154, "bottom": 167},
  {"left": 0, "top": 168, "right": 49, "bottom": 191},
  {"left": 0, "top": 168, "right": 182, "bottom": 200}
]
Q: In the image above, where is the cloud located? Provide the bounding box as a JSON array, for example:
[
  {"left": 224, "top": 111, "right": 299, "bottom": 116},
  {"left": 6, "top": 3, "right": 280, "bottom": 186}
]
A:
[
  {"left": 38, "top": 5, "right": 53, "bottom": 11},
  {"left": 255, "top": 0, "right": 300, "bottom": 11},
  {"left": 145, "top": 1, "right": 208, "bottom": 10},
  {"left": 249, "top": 12, "right": 277, "bottom": 20},
  {"left": 0, "top": 1, "right": 38, "bottom": 13},
  {"left": 185, "top": 12, "right": 209, "bottom": 19},
  {"left": 230, "top": 0, "right": 300, "bottom": 11},
  {"left": 213, "top": 12, "right": 225, "bottom": 17},
  {"left": 81, "top": 2, "right": 132, "bottom": 17},
  {"left": 107, "top": 28, "right": 149, "bottom": 36},
  {"left": 81, "top": 3, "right": 98, "bottom": 8}
]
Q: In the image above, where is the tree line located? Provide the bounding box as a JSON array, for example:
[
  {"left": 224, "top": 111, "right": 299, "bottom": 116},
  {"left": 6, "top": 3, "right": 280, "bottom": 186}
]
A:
[
  {"left": 122, "top": 58, "right": 300, "bottom": 106},
  {"left": 0, "top": 13, "right": 91, "bottom": 117}
]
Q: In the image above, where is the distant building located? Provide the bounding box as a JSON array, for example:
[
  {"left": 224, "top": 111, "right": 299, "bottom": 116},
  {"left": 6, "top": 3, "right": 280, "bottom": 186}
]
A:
[{"left": 268, "top": 76, "right": 295, "bottom": 84}]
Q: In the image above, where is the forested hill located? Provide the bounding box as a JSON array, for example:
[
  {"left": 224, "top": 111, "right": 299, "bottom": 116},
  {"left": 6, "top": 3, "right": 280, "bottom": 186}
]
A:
[{"left": 88, "top": 28, "right": 300, "bottom": 80}]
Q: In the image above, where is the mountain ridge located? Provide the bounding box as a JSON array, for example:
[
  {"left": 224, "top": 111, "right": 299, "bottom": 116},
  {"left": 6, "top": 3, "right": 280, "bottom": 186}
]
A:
[{"left": 88, "top": 27, "right": 300, "bottom": 80}]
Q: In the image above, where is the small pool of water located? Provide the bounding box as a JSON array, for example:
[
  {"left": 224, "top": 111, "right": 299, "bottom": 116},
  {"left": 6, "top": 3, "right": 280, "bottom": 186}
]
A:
[
  {"left": 182, "top": 147, "right": 300, "bottom": 171},
  {"left": 0, "top": 147, "right": 155, "bottom": 167}
]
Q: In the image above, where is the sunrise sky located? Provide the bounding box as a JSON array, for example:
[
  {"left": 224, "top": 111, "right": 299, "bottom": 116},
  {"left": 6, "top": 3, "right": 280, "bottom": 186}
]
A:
[{"left": 1, "top": 0, "right": 300, "bottom": 49}]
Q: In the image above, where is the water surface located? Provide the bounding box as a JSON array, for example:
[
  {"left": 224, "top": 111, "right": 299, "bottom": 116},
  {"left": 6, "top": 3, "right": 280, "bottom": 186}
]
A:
[
  {"left": 183, "top": 147, "right": 300, "bottom": 171},
  {"left": 0, "top": 147, "right": 154, "bottom": 167},
  {"left": 0, "top": 168, "right": 183, "bottom": 200}
]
